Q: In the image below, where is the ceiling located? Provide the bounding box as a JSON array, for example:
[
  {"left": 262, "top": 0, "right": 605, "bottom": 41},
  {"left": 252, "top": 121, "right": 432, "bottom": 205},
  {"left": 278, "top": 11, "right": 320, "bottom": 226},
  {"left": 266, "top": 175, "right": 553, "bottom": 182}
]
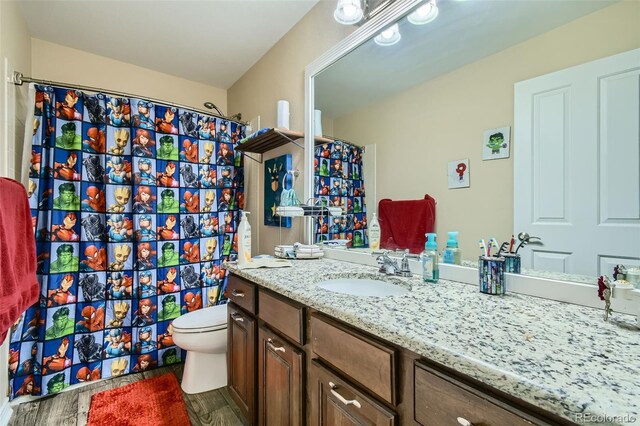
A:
[
  {"left": 315, "top": 0, "right": 618, "bottom": 119},
  {"left": 18, "top": 0, "right": 320, "bottom": 89}
]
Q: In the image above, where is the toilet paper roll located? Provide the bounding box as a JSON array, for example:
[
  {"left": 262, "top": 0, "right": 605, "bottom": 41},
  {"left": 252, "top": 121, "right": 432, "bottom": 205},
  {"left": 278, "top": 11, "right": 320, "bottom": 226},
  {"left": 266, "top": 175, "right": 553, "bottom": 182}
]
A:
[
  {"left": 314, "top": 109, "right": 323, "bottom": 137},
  {"left": 277, "top": 100, "right": 290, "bottom": 130}
]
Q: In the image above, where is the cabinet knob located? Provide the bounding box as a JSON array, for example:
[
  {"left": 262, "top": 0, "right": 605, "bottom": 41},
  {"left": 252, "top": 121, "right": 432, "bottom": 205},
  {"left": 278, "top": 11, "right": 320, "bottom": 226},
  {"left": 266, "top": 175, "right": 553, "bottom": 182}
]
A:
[
  {"left": 328, "top": 382, "right": 362, "bottom": 409},
  {"left": 231, "top": 289, "right": 245, "bottom": 297},
  {"left": 457, "top": 417, "right": 473, "bottom": 426},
  {"left": 267, "top": 338, "right": 286, "bottom": 353},
  {"left": 231, "top": 313, "right": 244, "bottom": 323}
]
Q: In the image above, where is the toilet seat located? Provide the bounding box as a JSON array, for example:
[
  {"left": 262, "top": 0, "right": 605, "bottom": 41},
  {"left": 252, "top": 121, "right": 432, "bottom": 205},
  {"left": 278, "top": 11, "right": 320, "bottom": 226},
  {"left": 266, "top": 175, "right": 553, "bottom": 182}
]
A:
[{"left": 172, "top": 304, "right": 228, "bottom": 334}]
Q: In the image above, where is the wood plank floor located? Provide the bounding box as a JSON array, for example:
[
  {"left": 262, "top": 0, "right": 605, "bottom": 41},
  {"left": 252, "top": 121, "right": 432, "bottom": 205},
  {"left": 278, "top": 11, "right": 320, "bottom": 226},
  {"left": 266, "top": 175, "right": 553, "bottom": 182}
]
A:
[{"left": 8, "top": 364, "right": 248, "bottom": 426}]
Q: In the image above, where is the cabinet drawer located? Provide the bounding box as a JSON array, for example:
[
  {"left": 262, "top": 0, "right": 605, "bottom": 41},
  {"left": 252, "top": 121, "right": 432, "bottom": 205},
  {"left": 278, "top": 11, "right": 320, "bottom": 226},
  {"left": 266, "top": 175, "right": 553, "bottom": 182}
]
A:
[
  {"left": 311, "top": 313, "right": 397, "bottom": 405},
  {"left": 310, "top": 359, "right": 396, "bottom": 426},
  {"left": 414, "top": 362, "right": 534, "bottom": 426},
  {"left": 227, "top": 274, "right": 256, "bottom": 314},
  {"left": 258, "top": 289, "right": 305, "bottom": 345}
]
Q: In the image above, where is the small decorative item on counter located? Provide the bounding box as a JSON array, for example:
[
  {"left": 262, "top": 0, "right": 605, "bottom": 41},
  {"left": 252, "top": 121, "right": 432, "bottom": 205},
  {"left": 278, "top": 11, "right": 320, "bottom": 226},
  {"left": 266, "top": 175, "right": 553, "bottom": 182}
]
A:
[
  {"left": 479, "top": 256, "right": 506, "bottom": 295},
  {"left": 503, "top": 254, "right": 521, "bottom": 274},
  {"left": 613, "top": 264, "right": 627, "bottom": 281},
  {"left": 597, "top": 275, "right": 613, "bottom": 321}
]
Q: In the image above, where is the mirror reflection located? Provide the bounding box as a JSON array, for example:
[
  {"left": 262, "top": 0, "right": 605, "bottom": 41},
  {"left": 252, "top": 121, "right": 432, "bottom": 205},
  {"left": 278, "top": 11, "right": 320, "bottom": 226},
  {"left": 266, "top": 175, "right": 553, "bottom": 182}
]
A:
[{"left": 312, "top": 0, "right": 640, "bottom": 281}]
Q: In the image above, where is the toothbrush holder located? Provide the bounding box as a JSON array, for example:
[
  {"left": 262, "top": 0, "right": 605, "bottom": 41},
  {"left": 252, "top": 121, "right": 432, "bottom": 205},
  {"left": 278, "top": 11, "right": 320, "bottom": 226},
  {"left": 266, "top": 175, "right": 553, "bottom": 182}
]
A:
[
  {"left": 503, "top": 254, "right": 521, "bottom": 274},
  {"left": 479, "top": 256, "right": 506, "bottom": 295}
]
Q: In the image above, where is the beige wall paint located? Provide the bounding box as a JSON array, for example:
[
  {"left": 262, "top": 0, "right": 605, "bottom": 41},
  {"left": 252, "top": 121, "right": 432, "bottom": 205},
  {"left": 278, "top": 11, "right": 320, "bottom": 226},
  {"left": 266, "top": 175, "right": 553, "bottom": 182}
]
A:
[
  {"left": 333, "top": 1, "right": 640, "bottom": 258},
  {"left": 0, "top": 1, "right": 32, "bottom": 180},
  {"left": 228, "top": 1, "right": 353, "bottom": 254},
  {"left": 31, "top": 39, "right": 227, "bottom": 115}
]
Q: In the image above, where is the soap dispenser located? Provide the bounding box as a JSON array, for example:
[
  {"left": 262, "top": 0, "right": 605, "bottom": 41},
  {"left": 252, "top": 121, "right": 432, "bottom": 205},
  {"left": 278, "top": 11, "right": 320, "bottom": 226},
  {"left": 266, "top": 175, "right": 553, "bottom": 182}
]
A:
[
  {"left": 369, "top": 212, "right": 381, "bottom": 250},
  {"left": 421, "top": 233, "right": 439, "bottom": 283},
  {"left": 443, "top": 231, "right": 461, "bottom": 265},
  {"left": 237, "top": 211, "right": 252, "bottom": 265}
]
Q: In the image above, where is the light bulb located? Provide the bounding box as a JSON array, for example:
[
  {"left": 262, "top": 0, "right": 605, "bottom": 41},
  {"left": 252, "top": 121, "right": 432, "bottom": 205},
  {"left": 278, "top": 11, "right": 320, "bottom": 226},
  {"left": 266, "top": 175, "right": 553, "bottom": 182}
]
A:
[
  {"left": 374, "top": 24, "right": 401, "bottom": 46},
  {"left": 343, "top": 4, "right": 356, "bottom": 17},
  {"left": 381, "top": 28, "right": 395, "bottom": 39},
  {"left": 334, "top": 0, "right": 363, "bottom": 25},
  {"left": 407, "top": 0, "right": 439, "bottom": 25}
]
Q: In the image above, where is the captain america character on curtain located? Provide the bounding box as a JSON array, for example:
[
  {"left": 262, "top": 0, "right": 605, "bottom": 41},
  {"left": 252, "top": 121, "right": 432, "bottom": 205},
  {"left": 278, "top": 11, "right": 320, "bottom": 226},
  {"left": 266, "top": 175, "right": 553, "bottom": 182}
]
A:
[
  {"left": 313, "top": 140, "right": 367, "bottom": 247},
  {"left": 8, "top": 85, "right": 245, "bottom": 398}
]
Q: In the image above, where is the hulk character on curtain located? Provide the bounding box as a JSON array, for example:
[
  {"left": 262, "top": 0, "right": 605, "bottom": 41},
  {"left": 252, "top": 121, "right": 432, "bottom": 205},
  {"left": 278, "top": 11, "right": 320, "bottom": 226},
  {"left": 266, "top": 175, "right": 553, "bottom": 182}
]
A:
[
  {"left": 313, "top": 140, "right": 368, "bottom": 247},
  {"left": 8, "top": 85, "right": 246, "bottom": 398}
]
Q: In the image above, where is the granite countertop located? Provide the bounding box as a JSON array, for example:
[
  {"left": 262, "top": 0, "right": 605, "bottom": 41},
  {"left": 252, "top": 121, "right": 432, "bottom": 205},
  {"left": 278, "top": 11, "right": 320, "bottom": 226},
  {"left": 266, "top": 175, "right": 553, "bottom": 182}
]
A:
[{"left": 228, "top": 258, "right": 640, "bottom": 425}]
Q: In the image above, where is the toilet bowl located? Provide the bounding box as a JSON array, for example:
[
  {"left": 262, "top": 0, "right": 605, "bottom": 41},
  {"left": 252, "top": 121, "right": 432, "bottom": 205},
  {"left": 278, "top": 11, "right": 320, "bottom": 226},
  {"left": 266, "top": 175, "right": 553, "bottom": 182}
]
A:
[{"left": 172, "top": 303, "right": 228, "bottom": 394}]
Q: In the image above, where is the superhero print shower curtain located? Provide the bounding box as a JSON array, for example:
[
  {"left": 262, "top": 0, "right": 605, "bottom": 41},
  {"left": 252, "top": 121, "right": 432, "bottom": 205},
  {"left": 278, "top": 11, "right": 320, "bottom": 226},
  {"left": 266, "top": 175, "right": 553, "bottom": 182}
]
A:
[
  {"left": 313, "top": 141, "right": 368, "bottom": 247},
  {"left": 8, "top": 85, "right": 245, "bottom": 398}
]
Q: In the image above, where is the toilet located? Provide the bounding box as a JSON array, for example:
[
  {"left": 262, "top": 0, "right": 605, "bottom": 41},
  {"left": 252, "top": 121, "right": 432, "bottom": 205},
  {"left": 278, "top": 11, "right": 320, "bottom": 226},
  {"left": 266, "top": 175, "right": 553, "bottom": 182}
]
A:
[{"left": 172, "top": 303, "right": 228, "bottom": 394}]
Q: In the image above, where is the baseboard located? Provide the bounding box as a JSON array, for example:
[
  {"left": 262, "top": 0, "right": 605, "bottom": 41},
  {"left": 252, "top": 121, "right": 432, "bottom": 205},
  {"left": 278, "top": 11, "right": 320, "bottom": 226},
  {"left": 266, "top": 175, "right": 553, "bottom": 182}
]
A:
[{"left": 0, "top": 398, "right": 13, "bottom": 426}]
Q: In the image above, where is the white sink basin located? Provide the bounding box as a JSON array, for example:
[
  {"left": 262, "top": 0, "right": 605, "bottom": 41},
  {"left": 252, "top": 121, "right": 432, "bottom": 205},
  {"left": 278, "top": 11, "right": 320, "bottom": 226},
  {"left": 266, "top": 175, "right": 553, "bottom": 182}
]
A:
[{"left": 316, "top": 277, "right": 409, "bottom": 297}]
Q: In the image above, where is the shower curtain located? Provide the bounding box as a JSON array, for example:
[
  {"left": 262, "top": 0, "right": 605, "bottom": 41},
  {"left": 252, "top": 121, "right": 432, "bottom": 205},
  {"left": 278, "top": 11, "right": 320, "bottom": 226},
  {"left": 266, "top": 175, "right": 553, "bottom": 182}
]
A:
[
  {"left": 313, "top": 140, "right": 368, "bottom": 247},
  {"left": 7, "top": 84, "right": 245, "bottom": 398}
]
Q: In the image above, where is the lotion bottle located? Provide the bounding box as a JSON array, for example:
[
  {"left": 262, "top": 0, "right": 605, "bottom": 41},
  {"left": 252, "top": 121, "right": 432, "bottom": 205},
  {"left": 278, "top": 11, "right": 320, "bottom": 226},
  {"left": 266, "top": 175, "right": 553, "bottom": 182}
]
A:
[
  {"left": 443, "top": 231, "right": 462, "bottom": 265},
  {"left": 369, "top": 212, "right": 381, "bottom": 250},
  {"left": 421, "top": 233, "right": 439, "bottom": 283},
  {"left": 238, "top": 211, "right": 252, "bottom": 265}
]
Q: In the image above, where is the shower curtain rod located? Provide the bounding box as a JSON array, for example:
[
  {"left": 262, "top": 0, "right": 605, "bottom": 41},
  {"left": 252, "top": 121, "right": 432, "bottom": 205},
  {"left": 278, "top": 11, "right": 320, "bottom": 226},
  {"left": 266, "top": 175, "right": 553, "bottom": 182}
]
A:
[{"left": 11, "top": 71, "right": 248, "bottom": 125}]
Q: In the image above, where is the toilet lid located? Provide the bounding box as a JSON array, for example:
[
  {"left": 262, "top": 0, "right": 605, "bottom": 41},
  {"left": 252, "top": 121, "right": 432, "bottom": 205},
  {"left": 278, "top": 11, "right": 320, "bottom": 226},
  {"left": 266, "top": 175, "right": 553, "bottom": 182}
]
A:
[{"left": 172, "top": 304, "right": 228, "bottom": 333}]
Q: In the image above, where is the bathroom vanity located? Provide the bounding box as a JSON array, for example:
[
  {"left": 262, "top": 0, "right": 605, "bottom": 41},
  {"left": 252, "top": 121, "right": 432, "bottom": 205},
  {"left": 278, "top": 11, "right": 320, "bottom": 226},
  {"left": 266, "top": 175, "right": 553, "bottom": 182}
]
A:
[{"left": 225, "top": 259, "right": 639, "bottom": 425}]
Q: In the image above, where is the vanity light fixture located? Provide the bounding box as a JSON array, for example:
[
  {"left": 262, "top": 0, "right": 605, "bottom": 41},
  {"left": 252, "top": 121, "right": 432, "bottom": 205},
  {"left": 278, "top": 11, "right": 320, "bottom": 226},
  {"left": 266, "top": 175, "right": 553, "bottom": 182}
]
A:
[
  {"left": 374, "top": 23, "right": 402, "bottom": 46},
  {"left": 334, "top": 0, "right": 364, "bottom": 25},
  {"left": 407, "top": 0, "right": 439, "bottom": 25}
]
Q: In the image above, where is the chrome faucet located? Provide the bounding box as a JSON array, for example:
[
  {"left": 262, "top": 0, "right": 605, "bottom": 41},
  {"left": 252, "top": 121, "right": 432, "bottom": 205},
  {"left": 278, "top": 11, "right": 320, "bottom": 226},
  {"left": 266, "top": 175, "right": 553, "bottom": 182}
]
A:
[
  {"left": 372, "top": 250, "right": 418, "bottom": 277},
  {"left": 373, "top": 251, "right": 400, "bottom": 275}
]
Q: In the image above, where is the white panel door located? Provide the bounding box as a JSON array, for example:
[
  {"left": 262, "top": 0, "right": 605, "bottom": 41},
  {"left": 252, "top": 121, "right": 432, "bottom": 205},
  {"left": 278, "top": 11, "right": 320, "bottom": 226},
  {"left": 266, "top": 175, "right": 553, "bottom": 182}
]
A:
[{"left": 514, "top": 49, "right": 640, "bottom": 277}]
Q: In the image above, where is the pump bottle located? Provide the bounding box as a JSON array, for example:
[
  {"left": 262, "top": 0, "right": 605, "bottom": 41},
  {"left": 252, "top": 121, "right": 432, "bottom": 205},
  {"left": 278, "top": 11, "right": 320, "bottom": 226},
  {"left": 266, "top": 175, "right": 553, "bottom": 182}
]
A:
[
  {"left": 443, "top": 231, "right": 462, "bottom": 265},
  {"left": 238, "top": 211, "right": 252, "bottom": 265},
  {"left": 421, "top": 233, "right": 439, "bottom": 283},
  {"left": 369, "top": 212, "right": 381, "bottom": 250}
]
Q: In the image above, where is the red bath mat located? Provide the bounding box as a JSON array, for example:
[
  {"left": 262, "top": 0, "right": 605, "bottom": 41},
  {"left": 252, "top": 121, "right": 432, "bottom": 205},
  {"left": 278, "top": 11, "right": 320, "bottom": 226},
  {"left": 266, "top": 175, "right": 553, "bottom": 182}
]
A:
[{"left": 87, "top": 372, "right": 190, "bottom": 426}]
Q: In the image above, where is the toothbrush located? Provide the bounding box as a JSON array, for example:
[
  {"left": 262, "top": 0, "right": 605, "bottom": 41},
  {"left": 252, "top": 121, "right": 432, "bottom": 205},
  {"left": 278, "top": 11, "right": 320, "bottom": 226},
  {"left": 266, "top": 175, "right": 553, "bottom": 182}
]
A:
[
  {"left": 488, "top": 238, "right": 499, "bottom": 257},
  {"left": 479, "top": 239, "right": 487, "bottom": 257}
]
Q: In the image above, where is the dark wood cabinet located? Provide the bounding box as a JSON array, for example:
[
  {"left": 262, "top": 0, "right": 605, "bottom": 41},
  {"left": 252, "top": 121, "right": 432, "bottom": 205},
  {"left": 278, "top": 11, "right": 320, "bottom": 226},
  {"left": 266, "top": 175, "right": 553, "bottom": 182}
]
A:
[
  {"left": 414, "top": 362, "right": 535, "bottom": 426},
  {"left": 310, "top": 359, "right": 396, "bottom": 426},
  {"left": 227, "top": 273, "right": 568, "bottom": 426},
  {"left": 228, "top": 302, "right": 256, "bottom": 424},
  {"left": 258, "top": 325, "right": 304, "bottom": 426}
]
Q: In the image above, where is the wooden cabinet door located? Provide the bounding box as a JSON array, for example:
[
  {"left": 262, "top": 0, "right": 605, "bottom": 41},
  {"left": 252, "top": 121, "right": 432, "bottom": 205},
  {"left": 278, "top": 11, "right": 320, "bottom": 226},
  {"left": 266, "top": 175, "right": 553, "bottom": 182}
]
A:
[
  {"left": 310, "top": 359, "right": 396, "bottom": 426},
  {"left": 228, "top": 302, "right": 256, "bottom": 424},
  {"left": 258, "top": 325, "right": 303, "bottom": 426}
]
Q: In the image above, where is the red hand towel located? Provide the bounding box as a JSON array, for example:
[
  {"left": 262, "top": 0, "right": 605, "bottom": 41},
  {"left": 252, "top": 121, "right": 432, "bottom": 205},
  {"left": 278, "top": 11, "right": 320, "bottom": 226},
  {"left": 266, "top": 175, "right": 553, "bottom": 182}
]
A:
[
  {"left": 378, "top": 195, "right": 436, "bottom": 254},
  {"left": 0, "top": 177, "right": 39, "bottom": 344}
]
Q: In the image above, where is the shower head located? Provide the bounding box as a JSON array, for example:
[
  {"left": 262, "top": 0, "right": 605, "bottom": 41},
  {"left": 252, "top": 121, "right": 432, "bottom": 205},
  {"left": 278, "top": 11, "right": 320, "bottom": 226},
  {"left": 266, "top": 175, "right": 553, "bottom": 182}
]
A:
[{"left": 203, "top": 101, "right": 224, "bottom": 116}]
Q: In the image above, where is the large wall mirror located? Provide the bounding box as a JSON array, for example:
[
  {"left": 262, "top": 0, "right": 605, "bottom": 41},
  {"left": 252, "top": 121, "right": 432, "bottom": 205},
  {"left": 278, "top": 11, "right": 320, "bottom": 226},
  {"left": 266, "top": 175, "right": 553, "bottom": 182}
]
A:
[{"left": 305, "top": 0, "right": 640, "bottom": 283}]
